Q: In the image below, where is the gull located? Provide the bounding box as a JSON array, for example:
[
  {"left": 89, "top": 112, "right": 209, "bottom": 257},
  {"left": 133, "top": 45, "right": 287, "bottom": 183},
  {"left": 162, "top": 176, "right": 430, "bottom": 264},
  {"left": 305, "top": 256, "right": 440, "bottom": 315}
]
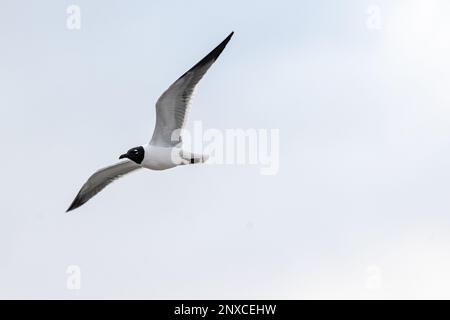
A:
[{"left": 67, "top": 32, "right": 234, "bottom": 212}]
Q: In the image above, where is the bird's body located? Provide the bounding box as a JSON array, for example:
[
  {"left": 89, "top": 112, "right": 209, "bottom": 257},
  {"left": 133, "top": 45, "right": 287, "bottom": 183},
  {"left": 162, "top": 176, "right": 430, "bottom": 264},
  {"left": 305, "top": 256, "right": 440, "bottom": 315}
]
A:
[
  {"left": 142, "top": 145, "right": 179, "bottom": 170},
  {"left": 140, "top": 145, "right": 199, "bottom": 170},
  {"left": 67, "top": 32, "right": 234, "bottom": 212}
]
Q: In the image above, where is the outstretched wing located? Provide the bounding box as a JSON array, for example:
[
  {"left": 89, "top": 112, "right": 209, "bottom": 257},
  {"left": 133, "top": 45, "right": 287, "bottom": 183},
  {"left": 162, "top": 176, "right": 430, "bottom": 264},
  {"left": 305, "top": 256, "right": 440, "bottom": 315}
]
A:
[
  {"left": 150, "top": 32, "right": 234, "bottom": 147},
  {"left": 67, "top": 160, "right": 141, "bottom": 212}
]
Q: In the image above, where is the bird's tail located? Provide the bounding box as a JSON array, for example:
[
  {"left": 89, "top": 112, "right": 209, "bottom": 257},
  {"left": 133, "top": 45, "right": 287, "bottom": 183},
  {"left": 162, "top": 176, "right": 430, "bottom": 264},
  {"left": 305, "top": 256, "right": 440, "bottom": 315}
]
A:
[{"left": 180, "top": 151, "right": 209, "bottom": 165}]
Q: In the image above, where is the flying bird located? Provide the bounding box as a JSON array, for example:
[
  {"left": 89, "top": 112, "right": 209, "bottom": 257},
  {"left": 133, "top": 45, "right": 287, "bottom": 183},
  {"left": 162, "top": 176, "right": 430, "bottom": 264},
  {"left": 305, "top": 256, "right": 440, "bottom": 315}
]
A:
[{"left": 67, "top": 32, "right": 234, "bottom": 212}]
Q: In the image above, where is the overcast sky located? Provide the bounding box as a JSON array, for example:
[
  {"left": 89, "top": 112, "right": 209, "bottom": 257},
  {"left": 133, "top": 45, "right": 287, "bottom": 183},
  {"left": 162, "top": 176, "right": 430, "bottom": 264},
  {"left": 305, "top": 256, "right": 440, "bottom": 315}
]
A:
[{"left": 1, "top": 0, "right": 450, "bottom": 299}]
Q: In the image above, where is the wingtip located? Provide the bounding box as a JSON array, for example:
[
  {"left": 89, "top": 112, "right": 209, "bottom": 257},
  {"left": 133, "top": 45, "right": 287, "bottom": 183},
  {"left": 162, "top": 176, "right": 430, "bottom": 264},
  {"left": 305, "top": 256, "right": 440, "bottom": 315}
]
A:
[
  {"left": 175, "top": 31, "right": 235, "bottom": 80},
  {"left": 223, "top": 31, "right": 234, "bottom": 44},
  {"left": 66, "top": 196, "right": 83, "bottom": 213},
  {"left": 211, "top": 31, "right": 234, "bottom": 58}
]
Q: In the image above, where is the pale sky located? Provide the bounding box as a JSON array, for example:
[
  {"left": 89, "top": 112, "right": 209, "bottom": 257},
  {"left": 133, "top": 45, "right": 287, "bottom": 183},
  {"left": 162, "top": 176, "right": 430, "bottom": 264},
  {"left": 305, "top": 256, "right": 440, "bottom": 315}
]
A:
[{"left": 1, "top": 0, "right": 450, "bottom": 299}]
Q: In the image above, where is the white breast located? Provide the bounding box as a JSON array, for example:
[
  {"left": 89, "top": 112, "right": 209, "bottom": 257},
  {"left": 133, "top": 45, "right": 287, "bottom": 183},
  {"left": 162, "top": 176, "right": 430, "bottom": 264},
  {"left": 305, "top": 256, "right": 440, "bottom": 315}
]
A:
[{"left": 141, "top": 145, "right": 180, "bottom": 170}]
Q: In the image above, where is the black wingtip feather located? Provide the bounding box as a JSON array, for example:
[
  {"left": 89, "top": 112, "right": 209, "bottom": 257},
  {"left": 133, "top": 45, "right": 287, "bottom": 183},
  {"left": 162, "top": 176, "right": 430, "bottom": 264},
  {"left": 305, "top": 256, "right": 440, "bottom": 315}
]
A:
[
  {"left": 197, "top": 31, "right": 234, "bottom": 65},
  {"left": 178, "top": 31, "right": 234, "bottom": 80},
  {"left": 66, "top": 194, "right": 85, "bottom": 213},
  {"left": 66, "top": 201, "right": 78, "bottom": 213}
]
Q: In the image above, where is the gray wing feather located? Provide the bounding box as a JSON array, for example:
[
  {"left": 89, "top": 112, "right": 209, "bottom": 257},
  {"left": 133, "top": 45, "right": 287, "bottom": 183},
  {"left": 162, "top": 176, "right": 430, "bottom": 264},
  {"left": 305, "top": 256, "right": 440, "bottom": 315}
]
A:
[
  {"left": 67, "top": 160, "right": 141, "bottom": 212},
  {"left": 150, "top": 32, "right": 234, "bottom": 147}
]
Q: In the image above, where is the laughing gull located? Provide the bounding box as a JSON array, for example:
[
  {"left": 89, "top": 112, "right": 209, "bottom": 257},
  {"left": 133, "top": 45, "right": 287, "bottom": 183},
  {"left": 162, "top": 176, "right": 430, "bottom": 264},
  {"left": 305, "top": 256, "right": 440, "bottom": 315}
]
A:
[{"left": 67, "top": 32, "right": 234, "bottom": 212}]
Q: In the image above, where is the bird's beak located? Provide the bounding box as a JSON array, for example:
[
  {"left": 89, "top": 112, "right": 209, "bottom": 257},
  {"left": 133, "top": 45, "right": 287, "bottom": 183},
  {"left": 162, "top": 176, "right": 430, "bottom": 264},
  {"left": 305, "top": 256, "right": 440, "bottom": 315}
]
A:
[{"left": 119, "top": 153, "right": 128, "bottom": 160}]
